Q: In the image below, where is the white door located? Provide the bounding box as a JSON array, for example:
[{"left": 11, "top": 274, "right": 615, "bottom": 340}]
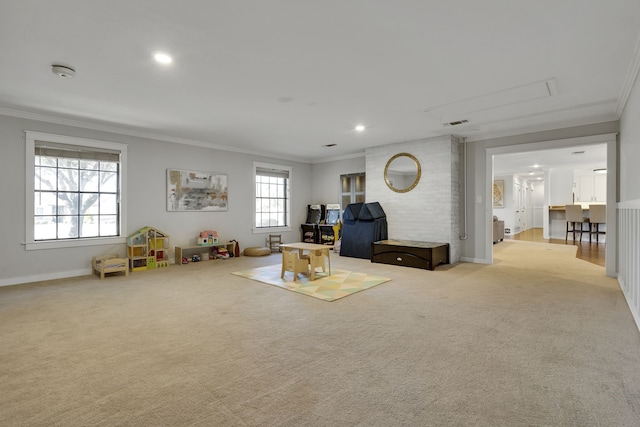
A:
[{"left": 514, "top": 182, "right": 523, "bottom": 233}]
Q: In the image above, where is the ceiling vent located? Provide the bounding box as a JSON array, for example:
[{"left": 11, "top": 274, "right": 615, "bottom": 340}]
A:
[
  {"left": 428, "top": 79, "right": 557, "bottom": 126},
  {"left": 444, "top": 119, "right": 469, "bottom": 126}
]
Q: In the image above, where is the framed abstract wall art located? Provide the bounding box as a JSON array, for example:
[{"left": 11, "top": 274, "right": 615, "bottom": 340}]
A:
[
  {"left": 167, "top": 169, "right": 228, "bottom": 212},
  {"left": 493, "top": 180, "right": 504, "bottom": 208}
]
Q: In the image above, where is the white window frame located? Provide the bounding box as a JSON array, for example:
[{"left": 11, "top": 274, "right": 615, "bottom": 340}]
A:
[
  {"left": 252, "top": 161, "right": 292, "bottom": 234},
  {"left": 25, "top": 131, "right": 128, "bottom": 250},
  {"left": 341, "top": 172, "right": 366, "bottom": 205}
]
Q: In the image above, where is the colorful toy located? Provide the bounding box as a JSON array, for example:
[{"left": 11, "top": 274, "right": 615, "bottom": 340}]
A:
[
  {"left": 217, "top": 247, "right": 230, "bottom": 259},
  {"left": 127, "top": 226, "right": 170, "bottom": 271},
  {"left": 198, "top": 230, "right": 218, "bottom": 245}
]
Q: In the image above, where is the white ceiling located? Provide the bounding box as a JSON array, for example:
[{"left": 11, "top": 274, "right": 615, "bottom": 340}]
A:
[
  {"left": 493, "top": 143, "right": 607, "bottom": 181},
  {"left": 1, "top": 1, "right": 639, "bottom": 163}
]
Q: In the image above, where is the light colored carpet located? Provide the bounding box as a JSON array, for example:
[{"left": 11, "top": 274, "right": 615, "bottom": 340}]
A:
[
  {"left": 1, "top": 241, "right": 640, "bottom": 426},
  {"left": 232, "top": 264, "right": 392, "bottom": 301}
]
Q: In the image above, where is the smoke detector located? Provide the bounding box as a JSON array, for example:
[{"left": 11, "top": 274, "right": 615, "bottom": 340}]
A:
[{"left": 51, "top": 64, "right": 75, "bottom": 78}]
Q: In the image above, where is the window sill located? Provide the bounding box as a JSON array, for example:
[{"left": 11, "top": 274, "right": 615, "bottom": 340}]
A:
[
  {"left": 25, "top": 236, "right": 126, "bottom": 251},
  {"left": 252, "top": 227, "right": 292, "bottom": 234}
]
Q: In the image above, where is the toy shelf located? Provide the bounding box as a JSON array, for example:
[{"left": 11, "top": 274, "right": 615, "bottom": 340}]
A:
[{"left": 175, "top": 241, "right": 236, "bottom": 265}]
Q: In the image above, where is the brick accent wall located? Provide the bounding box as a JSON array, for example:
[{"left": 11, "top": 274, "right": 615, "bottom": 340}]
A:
[{"left": 366, "top": 135, "right": 461, "bottom": 263}]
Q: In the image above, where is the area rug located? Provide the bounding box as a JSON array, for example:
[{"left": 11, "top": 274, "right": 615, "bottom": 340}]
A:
[{"left": 231, "top": 264, "right": 392, "bottom": 301}]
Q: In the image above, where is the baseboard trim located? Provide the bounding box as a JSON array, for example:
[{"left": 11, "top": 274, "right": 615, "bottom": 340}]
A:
[
  {"left": 460, "top": 257, "right": 490, "bottom": 264},
  {"left": 619, "top": 275, "right": 640, "bottom": 334},
  {"left": 0, "top": 269, "right": 92, "bottom": 287}
]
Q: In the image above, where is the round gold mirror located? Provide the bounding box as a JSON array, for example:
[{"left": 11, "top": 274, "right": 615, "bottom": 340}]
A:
[{"left": 384, "top": 153, "right": 421, "bottom": 193}]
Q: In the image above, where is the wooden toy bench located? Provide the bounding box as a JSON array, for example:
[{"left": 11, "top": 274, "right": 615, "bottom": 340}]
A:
[{"left": 92, "top": 255, "right": 129, "bottom": 280}]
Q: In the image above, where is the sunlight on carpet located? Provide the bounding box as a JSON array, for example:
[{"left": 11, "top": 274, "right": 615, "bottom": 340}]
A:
[{"left": 232, "top": 264, "right": 392, "bottom": 301}]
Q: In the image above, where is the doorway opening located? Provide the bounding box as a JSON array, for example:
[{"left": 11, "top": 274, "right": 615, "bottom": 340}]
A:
[{"left": 485, "top": 133, "right": 617, "bottom": 276}]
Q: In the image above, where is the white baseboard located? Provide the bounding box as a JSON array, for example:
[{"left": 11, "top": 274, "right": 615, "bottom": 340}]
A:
[
  {"left": 460, "top": 257, "right": 490, "bottom": 264},
  {"left": 619, "top": 276, "right": 640, "bottom": 334},
  {"left": 0, "top": 268, "right": 92, "bottom": 287}
]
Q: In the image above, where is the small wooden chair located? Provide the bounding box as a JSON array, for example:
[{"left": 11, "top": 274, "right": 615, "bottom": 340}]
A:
[
  {"left": 308, "top": 249, "right": 328, "bottom": 281},
  {"left": 268, "top": 234, "right": 282, "bottom": 252},
  {"left": 281, "top": 249, "right": 309, "bottom": 281}
]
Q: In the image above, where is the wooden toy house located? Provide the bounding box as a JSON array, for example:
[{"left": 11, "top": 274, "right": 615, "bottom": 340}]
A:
[{"left": 127, "top": 226, "right": 170, "bottom": 271}]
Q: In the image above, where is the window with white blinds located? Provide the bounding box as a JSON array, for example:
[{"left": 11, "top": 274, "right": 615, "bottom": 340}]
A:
[
  {"left": 25, "top": 131, "right": 127, "bottom": 250},
  {"left": 254, "top": 162, "right": 291, "bottom": 230}
]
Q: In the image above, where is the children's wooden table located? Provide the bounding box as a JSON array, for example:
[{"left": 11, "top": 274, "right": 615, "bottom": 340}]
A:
[{"left": 279, "top": 242, "right": 334, "bottom": 281}]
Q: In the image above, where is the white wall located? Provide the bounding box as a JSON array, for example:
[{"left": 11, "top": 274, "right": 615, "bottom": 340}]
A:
[
  {"left": 365, "top": 136, "right": 461, "bottom": 263},
  {"left": 0, "top": 114, "right": 312, "bottom": 285},
  {"left": 620, "top": 78, "right": 640, "bottom": 202},
  {"left": 548, "top": 168, "right": 575, "bottom": 206},
  {"left": 310, "top": 155, "right": 365, "bottom": 205}
]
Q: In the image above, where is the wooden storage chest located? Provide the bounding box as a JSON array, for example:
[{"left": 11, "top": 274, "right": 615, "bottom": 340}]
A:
[{"left": 371, "top": 240, "right": 449, "bottom": 271}]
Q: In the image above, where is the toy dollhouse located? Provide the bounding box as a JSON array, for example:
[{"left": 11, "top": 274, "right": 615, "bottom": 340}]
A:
[{"left": 127, "top": 226, "right": 170, "bottom": 271}]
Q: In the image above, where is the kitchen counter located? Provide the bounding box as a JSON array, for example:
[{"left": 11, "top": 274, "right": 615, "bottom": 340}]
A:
[{"left": 546, "top": 205, "right": 606, "bottom": 240}]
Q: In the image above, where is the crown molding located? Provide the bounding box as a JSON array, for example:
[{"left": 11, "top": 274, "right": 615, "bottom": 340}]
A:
[
  {"left": 0, "top": 107, "right": 311, "bottom": 164},
  {"left": 311, "top": 151, "right": 366, "bottom": 164},
  {"left": 616, "top": 30, "right": 640, "bottom": 118}
]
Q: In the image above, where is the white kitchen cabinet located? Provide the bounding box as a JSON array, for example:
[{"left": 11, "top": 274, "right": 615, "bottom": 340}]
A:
[{"left": 575, "top": 174, "right": 606, "bottom": 203}]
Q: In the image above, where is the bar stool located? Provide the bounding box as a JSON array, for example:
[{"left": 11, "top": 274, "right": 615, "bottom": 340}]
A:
[
  {"left": 565, "top": 205, "right": 588, "bottom": 242},
  {"left": 589, "top": 204, "right": 606, "bottom": 243}
]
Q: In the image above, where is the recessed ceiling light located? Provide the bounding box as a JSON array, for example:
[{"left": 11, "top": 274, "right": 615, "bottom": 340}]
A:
[
  {"left": 153, "top": 52, "right": 173, "bottom": 64},
  {"left": 532, "top": 164, "right": 540, "bottom": 168},
  {"left": 355, "top": 125, "right": 366, "bottom": 132},
  {"left": 528, "top": 172, "right": 534, "bottom": 175}
]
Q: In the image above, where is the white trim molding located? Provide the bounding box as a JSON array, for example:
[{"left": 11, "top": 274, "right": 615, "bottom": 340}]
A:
[
  {"left": 2, "top": 108, "right": 311, "bottom": 164},
  {"left": 616, "top": 31, "right": 640, "bottom": 118}
]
